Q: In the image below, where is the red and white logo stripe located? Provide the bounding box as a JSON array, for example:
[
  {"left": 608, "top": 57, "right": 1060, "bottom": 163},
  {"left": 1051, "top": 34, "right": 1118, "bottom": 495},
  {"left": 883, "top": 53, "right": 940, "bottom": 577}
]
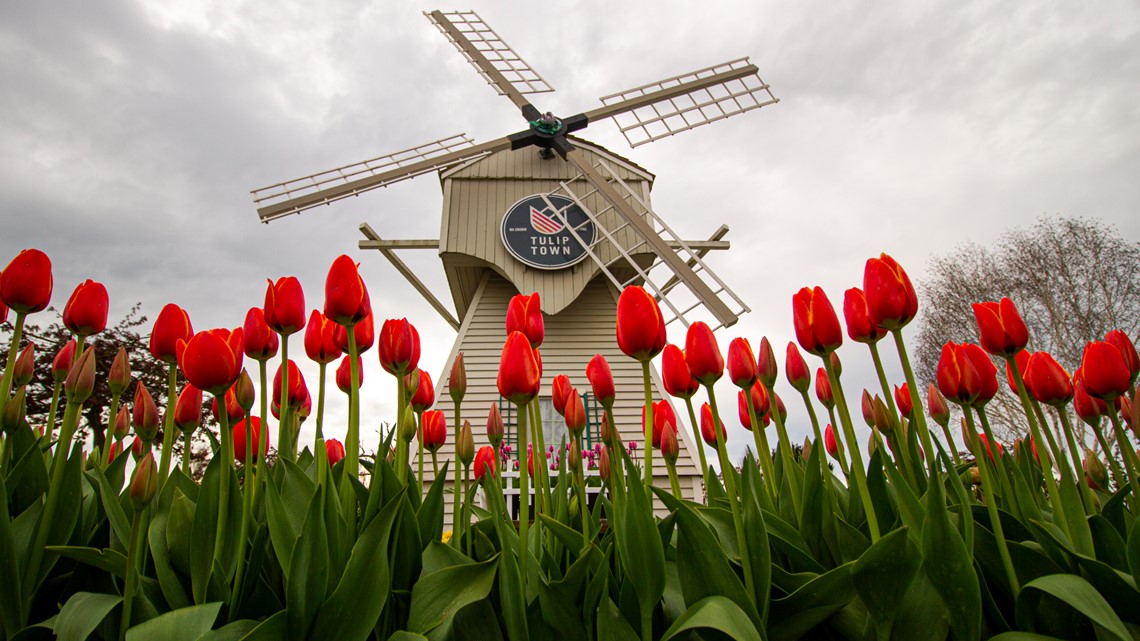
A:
[{"left": 530, "top": 206, "right": 564, "bottom": 235}]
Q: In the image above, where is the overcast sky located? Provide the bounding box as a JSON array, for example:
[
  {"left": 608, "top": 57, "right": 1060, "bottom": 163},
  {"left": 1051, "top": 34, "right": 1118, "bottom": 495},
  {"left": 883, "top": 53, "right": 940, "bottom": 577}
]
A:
[{"left": 2, "top": 1, "right": 1138, "bottom": 465}]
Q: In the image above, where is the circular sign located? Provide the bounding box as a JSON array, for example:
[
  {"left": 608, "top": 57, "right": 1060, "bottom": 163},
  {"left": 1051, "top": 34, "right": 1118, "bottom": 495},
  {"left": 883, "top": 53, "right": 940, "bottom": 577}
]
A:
[{"left": 500, "top": 194, "right": 596, "bottom": 270}]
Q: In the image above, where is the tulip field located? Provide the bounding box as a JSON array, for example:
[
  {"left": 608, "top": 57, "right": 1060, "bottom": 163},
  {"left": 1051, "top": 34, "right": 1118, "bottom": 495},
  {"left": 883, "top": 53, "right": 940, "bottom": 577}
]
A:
[{"left": 3, "top": 248, "right": 1140, "bottom": 641}]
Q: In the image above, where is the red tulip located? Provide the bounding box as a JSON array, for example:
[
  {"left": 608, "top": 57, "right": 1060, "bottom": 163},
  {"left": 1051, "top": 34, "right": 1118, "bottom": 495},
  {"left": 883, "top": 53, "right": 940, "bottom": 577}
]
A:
[
  {"left": 757, "top": 337, "right": 778, "bottom": 387},
  {"left": 685, "top": 322, "right": 723, "bottom": 385},
  {"left": 972, "top": 298, "right": 1029, "bottom": 357},
  {"left": 661, "top": 344, "right": 700, "bottom": 399},
  {"left": 824, "top": 424, "right": 839, "bottom": 459},
  {"left": 616, "top": 285, "right": 666, "bottom": 362},
  {"left": 107, "top": 440, "right": 123, "bottom": 463},
  {"left": 237, "top": 307, "right": 275, "bottom": 361},
  {"left": 273, "top": 359, "right": 308, "bottom": 408},
  {"left": 12, "top": 343, "right": 35, "bottom": 387},
  {"left": 334, "top": 313, "right": 374, "bottom": 354},
  {"left": 497, "top": 332, "right": 540, "bottom": 404},
  {"left": 645, "top": 400, "right": 676, "bottom": 447},
  {"left": 211, "top": 387, "right": 244, "bottom": 424},
  {"left": 1083, "top": 449, "right": 1108, "bottom": 491},
  {"left": 552, "top": 374, "right": 574, "bottom": 416},
  {"left": 487, "top": 403, "right": 505, "bottom": 446},
  {"left": 815, "top": 368, "right": 834, "bottom": 409},
  {"left": 586, "top": 354, "right": 615, "bottom": 408},
  {"left": 785, "top": 342, "right": 811, "bottom": 392},
  {"left": 1080, "top": 341, "right": 1132, "bottom": 400},
  {"left": 843, "top": 287, "right": 887, "bottom": 343},
  {"left": 406, "top": 369, "right": 436, "bottom": 412},
  {"left": 792, "top": 286, "right": 843, "bottom": 356},
  {"left": 863, "top": 253, "right": 918, "bottom": 330},
  {"left": 0, "top": 249, "right": 53, "bottom": 314},
  {"left": 699, "top": 402, "right": 724, "bottom": 446},
  {"left": 474, "top": 445, "right": 497, "bottom": 482},
  {"left": 324, "top": 255, "right": 371, "bottom": 325},
  {"left": 263, "top": 277, "right": 306, "bottom": 336},
  {"left": 177, "top": 328, "right": 244, "bottom": 395},
  {"left": 927, "top": 383, "right": 950, "bottom": 427},
  {"left": 860, "top": 390, "right": 876, "bottom": 427},
  {"left": 894, "top": 382, "right": 913, "bottom": 416},
  {"left": 325, "top": 438, "right": 346, "bottom": 466},
  {"left": 725, "top": 337, "right": 757, "bottom": 389},
  {"left": 419, "top": 409, "right": 448, "bottom": 451},
  {"left": 0, "top": 296, "right": 7, "bottom": 324},
  {"left": 130, "top": 436, "right": 146, "bottom": 461},
  {"left": 62, "top": 279, "right": 108, "bottom": 336},
  {"left": 1023, "top": 352, "right": 1072, "bottom": 406},
  {"left": 113, "top": 405, "right": 131, "bottom": 440},
  {"left": 975, "top": 432, "right": 1004, "bottom": 462},
  {"left": 1073, "top": 378, "right": 1107, "bottom": 425},
  {"left": 565, "top": 391, "right": 586, "bottom": 435},
  {"left": 937, "top": 342, "right": 997, "bottom": 406},
  {"left": 133, "top": 384, "right": 160, "bottom": 440},
  {"left": 505, "top": 292, "right": 544, "bottom": 348},
  {"left": 174, "top": 384, "right": 203, "bottom": 433},
  {"left": 335, "top": 355, "right": 362, "bottom": 393},
  {"left": 233, "top": 417, "right": 269, "bottom": 461},
  {"left": 150, "top": 303, "right": 193, "bottom": 364},
  {"left": 304, "top": 310, "right": 341, "bottom": 365},
  {"left": 378, "top": 318, "right": 420, "bottom": 376},
  {"left": 1003, "top": 350, "right": 1032, "bottom": 395},
  {"left": 1105, "top": 330, "right": 1138, "bottom": 383}
]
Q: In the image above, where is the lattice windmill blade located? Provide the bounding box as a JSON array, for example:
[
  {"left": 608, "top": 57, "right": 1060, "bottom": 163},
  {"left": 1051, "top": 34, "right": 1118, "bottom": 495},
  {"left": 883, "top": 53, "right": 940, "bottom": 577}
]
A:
[
  {"left": 251, "top": 134, "right": 513, "bottom": 222},
  {"left": 425, "top": 10, "right": 554, "bottom": 120},
  {"left": 583, "top": 58, "right": 778, "bottom": 148}
]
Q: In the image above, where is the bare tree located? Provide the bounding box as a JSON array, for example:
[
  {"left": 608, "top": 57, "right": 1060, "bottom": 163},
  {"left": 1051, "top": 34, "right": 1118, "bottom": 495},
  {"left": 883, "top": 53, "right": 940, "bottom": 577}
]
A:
[{"left": 914, "top": 216, "right": 1140, "bottom": 447}]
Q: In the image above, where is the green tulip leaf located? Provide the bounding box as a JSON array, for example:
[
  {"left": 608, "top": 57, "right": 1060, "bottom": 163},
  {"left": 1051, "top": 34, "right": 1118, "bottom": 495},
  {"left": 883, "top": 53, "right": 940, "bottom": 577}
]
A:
[
  {"left": 659, "top": 595, "right": 764, "bottom": 641},
  {"left": 1128, "top": 514, "right": 1140, "bottom": 589},
  {"left": 125, "top": 601, "right": 221, "bottom": 641},
  {"left": 1015, "top": 573, "right": 1130, "bottom": 641},
  {"left": 54, "top": 591, "right": 121, "bottom": 641},
  {"left": 852, "top": 526, "right": 920, "bottom": 637},
  {"left": 235, "top": 609, "right": 286, "bottom": 641},
  {"left": 987, "top": 634, "right": 1068, "bottom": 640},
  {"left": 0, "top": 476, "right": 22, "bottom": 640},
  {"left": 614, "top": 473, "right": 665, "bottom": 618},
  {"left": 192, "top": 618, "right": 259, "bottom": 641},
  {"left": 1088, "top": 515, "right": 1128, "bottom": 571},
  {"left": 768, "top": 562, "right": 855, "bottom": 641},
  {"left": 148, "top": 508, "right": 193, "bottom": 610},
  {"left": 286, "top": 486, "right": 329, "bottom": 640},
  {"left": 881, "top": 456, "right": 924, "bottom": 541},
  {"left": 921, "top": 473, "right": 981, "bottom": 641},
  {"left": 191, "top": 456, "right": 222, "bottom": 604},
  {"left": 45, "top": 545, "right": 127, "bottom": 579},
  {"left": 406, "top": 555, "right": 498, "bottom": 638},
  {"left": 596, "top": 597, "right": 640, "bottom": 641},
  {"left": 386, "top": 633, "right": 430, "bottom": 641},
  {"left": 417, "top": 461, "right": 449, "bottom": 548},
  {"left": 674, "top": 503, "right": 762, "bottom": 629},
  {"left": 87, "top": 465, "right": 131, "bottom": 551}
]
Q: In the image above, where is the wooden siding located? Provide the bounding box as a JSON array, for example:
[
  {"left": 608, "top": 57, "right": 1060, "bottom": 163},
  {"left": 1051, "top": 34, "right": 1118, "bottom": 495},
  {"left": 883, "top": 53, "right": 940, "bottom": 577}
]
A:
[{"left": 422, "top": 272, "right": 705, "bottom": 525}]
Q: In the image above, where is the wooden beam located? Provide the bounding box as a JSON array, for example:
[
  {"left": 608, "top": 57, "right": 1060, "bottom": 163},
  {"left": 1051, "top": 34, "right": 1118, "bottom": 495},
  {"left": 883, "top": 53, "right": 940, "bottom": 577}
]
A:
[
  {"left": 659, "top": 225, "right": 730, "bottom": 296},
  {"left": 583, "top": 65, "right": 759, "bottom": 124},
  {"left": 429, "top": 10, "right": 533, "bottom": 114},
  {"left": 357, "top": 238, "right": 730, "bottom": 251},
  {"left": 358, "top": 224, "right": 460, "bottom": 331}
]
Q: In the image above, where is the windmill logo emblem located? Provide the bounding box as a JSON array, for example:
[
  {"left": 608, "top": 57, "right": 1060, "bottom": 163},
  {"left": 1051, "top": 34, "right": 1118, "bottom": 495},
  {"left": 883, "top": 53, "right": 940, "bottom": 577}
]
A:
[{"left": 501, "top": 194, "right": 596, "bottom": 270}]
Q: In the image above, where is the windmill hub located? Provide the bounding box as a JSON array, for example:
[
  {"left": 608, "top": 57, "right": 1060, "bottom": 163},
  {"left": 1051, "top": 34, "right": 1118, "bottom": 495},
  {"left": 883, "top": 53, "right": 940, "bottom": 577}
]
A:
[{"left": 510, "top": 110, "right": 589, "bottom": 159}]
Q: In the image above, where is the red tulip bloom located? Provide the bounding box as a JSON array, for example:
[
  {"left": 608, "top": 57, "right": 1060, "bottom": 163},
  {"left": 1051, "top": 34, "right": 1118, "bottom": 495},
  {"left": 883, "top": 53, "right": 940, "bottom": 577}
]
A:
[
  {"left": 273, "top": 359, "right": 308, "bottom": 408},
  {"left": 131, "top": 436, "right": 146, "bottom": 460},
  {"left": 645, "top": 400, "right": 677, "bottom": 447},
  {"left": 304, "top": 310, "right": 341, "bottom": 365},
  {"left": 972, "top": 298, "right": 1029, "bottom": 357},
  {"left": 725, "top": 337, "right": 757, "bottom": 389},
  {"left": 336, "top": 355, "right": 362, "bottom": 393},
  {"left": 565, "top": 392, "right": 586, "bottom": 435},
  {"left": 150, "top": 303, "right": 193, "bottom": 364},
  {"left": 505, "top": 292, "right": 544, "bottom": 348},
  {"left": 325, "top": 439, "right": 346, "bottom": 466},
  {"left": 51, "top": 339, "right": 75, "bottom": 383},
  {"left": 785, "top": 342, "right": 811, "bottom": 392},
  {"left": 824, "top": 424, "right": 839, "bottom": 459},
  {"left": 0, "top": 296, "right": 7, "bottom": 324},
  {"left": 1080, "top": 341, "right": 1132, "bottom": 400},
  {"left": 324, "top": 255, "right": 371, "bottom": 325},
  {"left": 1105, "top": 330, "right": 1139, "bottom": 383},
  {"left": 815, "top": 368, "right": 834, "bottom": 409},
  {"left": 177, "top": 328, "right": 244, "bottom": 395},
  {"left": 1073, "top": 378, "right": 1107, "bottom": 425},
  {"left": 233, "top": 417, "right": 269, "bottom": 462},
  {"left": 661, "top": 344, "right": 699, "bottom": 399},
  {"left": 211, "top": 387, "right": 245, "bottom": 424},
  {"left": 62, "top": 279, "right": 109, "bottom": 336},
  {"left": 242, "top": 307, "right": 278, "bottom": 361},
  {"left": 926, "top": 383, "right": 950, "bottom": 426},
  {"left": 334, "top": 312, "right": 374, "bottom": 354},
  {"left": 963, "top": 343, "right": 999, "bottom": 405},
  {"left": 263, "top": 277, "right": 306, "bottom": 336},
  {"left": 474, "top": 445, "right": 497, "bottom": 482},
  {"left": 894, "top": 382, "right": 913, "bottom": 416},
  {"left": 699, "top": 402, "right": 724, "bottom": 446},
  {"left": 1023, "top": 352, "right": 1072, "bottom": 406},
  {"left": 863, "top": 253, "right": 918, "bottom": 330},
  {"left": 976, "top": 432, "right": 1004, "bottom": 462},
  {"left": 406, "top": 369, "right": 436, "bottom": 411},
  {"left": 757, "top": 337, "right": 778, "bottom": 387},
  {"left": 792, "top": 286, "right": 843, "bottom": 356},
  {"left": 174, "top": 384, "right": 203, "bottom": 432},
  {"left": 552, "top": 374, "right": 574, "bottom": 416},
  {"left": 497, "top": 332, "right": 540, "bottom": 404},
  {"left": 378, "top": 318, "right": 420, "bottom": 376},
  {"left": 419, "top": 409, "right": 448, "bottom": 452},
  {"left": 843, "top": 287, "right": 887, "bottom": 344},
  {"left": 0, "top": 249, "right": 53, "bottom": 314},
  {"left": 680, "top": 322, "right": 721, "bottom": 385},
  {"left": 1003, "top": 350, "right": 1032, "bottom": 395},
  {"left": 586, "top": 354, "right": 615, "bottom": 408},
  {"left": 616, "top": 285, "right": 667, "bottom": 362}
]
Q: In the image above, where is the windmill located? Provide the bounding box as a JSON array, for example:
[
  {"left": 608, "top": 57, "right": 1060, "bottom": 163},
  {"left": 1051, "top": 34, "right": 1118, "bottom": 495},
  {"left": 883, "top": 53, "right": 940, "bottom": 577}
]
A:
[{"left": 251, "top": 10, "right": 778, "bottom": 512}]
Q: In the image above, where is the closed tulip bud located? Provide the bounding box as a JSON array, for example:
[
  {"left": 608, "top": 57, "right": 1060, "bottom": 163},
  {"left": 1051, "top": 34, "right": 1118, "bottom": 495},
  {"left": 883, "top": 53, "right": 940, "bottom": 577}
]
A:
[
  {"left": 1080, "top": 341, "right": 1132, "bottom": 400},
  {"left": 487, "top": 403, "right": 505, "bottom": 446},
  {"left": 1083, "top": 449, "right": 1108, "bottom": 491},
  {"left": 64, "top": 346, "right": 96, "bottom": 404},
  {"left": 334, "top": 313, "right": 374, "bottom": 355},
  {"left": 830, "top": 352, "right": 842, "bottom": 376},
  {"left": 739, "top": 381, "right": 769, "bottom": 430},
  {"left": 324, "top": 255, "right": 371, "bottom": 325},
  {"left": 824, "top": 424, "right": 839, "bottom": 459},
  {"left": 129, "top": 453, "right": 158, "bottom": 512},
  {"left": 174, "top": 384, "right": 203, "bottom": 434},
  {"left": 872, "top": 395, "right": 893, "bottom": 434},
  {"left": 62, "top": 279, "right": 109, "bottom": 337},
  {"left": 233, "top": 417, "right": 269, "bottom": 462},
  {"left": 772, "top": 392, "right": 787, "bottom": 423},
  {"left": 0, "top": 249, "right": 53, "bottom": 314},
  {"left": 972, "top": 298, "right": 1029, "bottom": 357},
  {"left": 684, "top": 322, "right": 723, "bottom": 385},
  {"left": 568, "top": 443, "right": 582, "bottom": 471},
  {"left": 474, "top": 445, "right": 497, "bottom": 482},
  {"left": 449, "top": 352, "right": 467, "bottom": 404},
  {"left": 598, "top": 447, "right": 611, "bottom": 481},
  {"left": 724, "top": 337, "right": 758, "bottom": 389},
  {"left": 13, "top": 343, "right": 35, "bottom": 387},
  {"left": 792, "top": 286, "right": 844, "bottom": 356},
  {"left": 497, "top": 332, "right": 540, "bottom": 405},
  {"left": 785, "top": 342, "right": 811, "bottom": 392},
  {"left": 565, "top": 391, "right": 586, "bottom": 436},
  {"left": 863, "top": 253, "right": 918, "bottom": 330},
  {"left": 304, "top": 310, "right": 341, "bottom": 365},
  {"left": 738, "top": 389, "right": 754, "bottom": 430},
  {"left": 177, "top": 328, "right": 244, "bottom": 395},
  {"left": 552, "top": 374, "right": 573, "bottom": 416},
  {"left": 273, "top": 359, "right": 308, "bottom": 408},
  {"left": 420, "top": 409, "right": 447, "bottom": 452},
  {"left": 843, "top": 287, "right": 887, "bottom": 344},
  {"left": 105, "top": 346, "right": 129, "bottom": 395},
  {"left": 234, "top": 370, "right": 256, "bottom": 413},
  {"left": 815, "top": 368, "right": 834, "bottom": 409},
  {"left": 325, "top": 439, "right": 346, "bottom": 466},
  {"left": 1003, "top": 350, "right": 1032, "bottom": 395},
  {"left": 660, "top": 422, "right": 679, "bottom": 464},
  {"left": 860, "top": 390, "right": 875, "bottom": 427},
  {"left": 106, "top": 441, "right": 122, "bottom": 463},
  {"left": 458, "top": 420, "right": 475, "bottom": 466},
  {"left": 150, "top": 303, "right": 193, "bottom": 364},
  {"left": 802, "top": 437, "right": 813, "bottom": 462},
  {"left": 586, "top": 354, "right": 616, "bottom": 408},
  {"left": 3, "top": 388, "right": 26, "bottom": 431},
  {"left": 661, "top": 344, "right": 700, "bottom": 399},
  {"left": 894, "top": 382, "right": 913, "bottom": 417},
  {"left": 1105, "top": 330, "right": 1139, "bottom": 383},
  {"left": 398, "top": 406, "right": 417, "bottom": 442},
  {"left": 505, "top": 292, "right": 544, "bottom": 348},
  {"left": 114, "top": 404, "right": 131, "bottom": 440},
  {"left": 336, "top": 355, "right": 362, "bottom": 394},
  {"left": 868, "top": 428, "right": 881, "bottom": 457},
  {"left": 406, "top": 369, "right": 436, "bottom": 412},
  {"left": 601, "top": 411, "right": 615, "bottom": 445},
  {"left": 927, "top": 383, "right": 951, "bottom": 427},
  {"left": 757, "top": 337, "right": 778, "bottom": 388},
  {"left": 130, "top": 436, "right": 146, "bottom": 460},
  {"left": 379, "top": 318, "right": 421, "bottom": 376},
  {"left": 968, "top": 466, "right": 982, "bottom": 485},
  {"left": 700, "top": 402, "right": 724, "bottom": 446},
  {"left": 242, "top": 307, "right": 278, "bottom": 361},
  {"left": 615, "top": 285, "right": 668, "bottom": 363},
  {"left": 52, "top": 339, "right": 76, "bottom": 383},
  {"left": 133, "top": 384, "right": 160, "bottom": 441},
  {"left": 264, "top": 277, "right": 306, "bottom": 336}
]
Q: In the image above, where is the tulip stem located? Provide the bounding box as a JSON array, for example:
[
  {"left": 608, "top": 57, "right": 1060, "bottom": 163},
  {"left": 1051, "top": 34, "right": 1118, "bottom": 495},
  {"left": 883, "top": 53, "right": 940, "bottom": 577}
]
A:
[
  {"left": 705, "top": 385, "right": 756, "bottom": 607},
  {"left": 45, "top": 381, "right": 62, "bottom": 446},
  {"left": 1056, "top": 408, "right": 1098, "bottom": 513},
  {"left": 641, "top": 361, "right": 655, "bottom": 492},
  {"left": 1089, "top": 418, "right": 1125, "bottom": 488},
  {"left": 396, "top": 374, "right": 408, "bottom": 486},
  {"left": 158, "top": 365, "right": 178, "bottom": 488},
  {"left": 798, "top": 389, "right": 825, "bottom": 456},
  {"left": 516, "top": 401, "right": 530, "bottom": 587},
  {"left": 666, "top": 459, "right": 682, "bottom": 500},
  {"left": 0, "top": 312, "right": 26, "bottom": 417},
  {"left": 315, "top": 363, "right": 327, "bottom": 440},
  {"left": 824, "top": 358, "right": 881, "bottom": 542},
  {"left": 346, "top": 328, "right": 361, "bottom": 481},
  {"left": 683, "top": 398, "right": 709, "bottom": 493},
  {"left": 277, "top": 339, "right": 293, "bottom": 462},
  {"left": 231, "top": 400, "right": 257, "bottom": 615},
  {"left": 452, "top": 400, "right": 463, "bottom": 548},
  {"left": 744, "top": 391, "right": 778, "bottom": 506},
  {"left": 938, "top": 420, "right": 962, "bottom": 467},
  {"left": 965, "top": 409, "right": 1020, "bottom": 595},
  {"left": 213, "top": 400, "right": 233, "bottom": 568},
  {"left": 529, "top": 400, "right": 551, "bottom": 516},
  {"left": 890, "top": 330, "right": 939, "bottom": 481},
  {"left": 764, "top": 382, "right": 803, "bottom": 519},
  {"left": 104, "top": 390, "right": 122, "bottom": 468},
  {"left": 462, "top": 464, "right": 471, "bottom": 556},
  {"left": 417, "top": 409, "right": 425, "bottom": 492},
  {"left": 119, "top": 510, "right": 143, "bottom": 641},
  {"left": 576, "top": 440, "right": 591, "bottom": 547},
  {"left": 1108, "top": 410, "right": 1140, "bottom": 513}
]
